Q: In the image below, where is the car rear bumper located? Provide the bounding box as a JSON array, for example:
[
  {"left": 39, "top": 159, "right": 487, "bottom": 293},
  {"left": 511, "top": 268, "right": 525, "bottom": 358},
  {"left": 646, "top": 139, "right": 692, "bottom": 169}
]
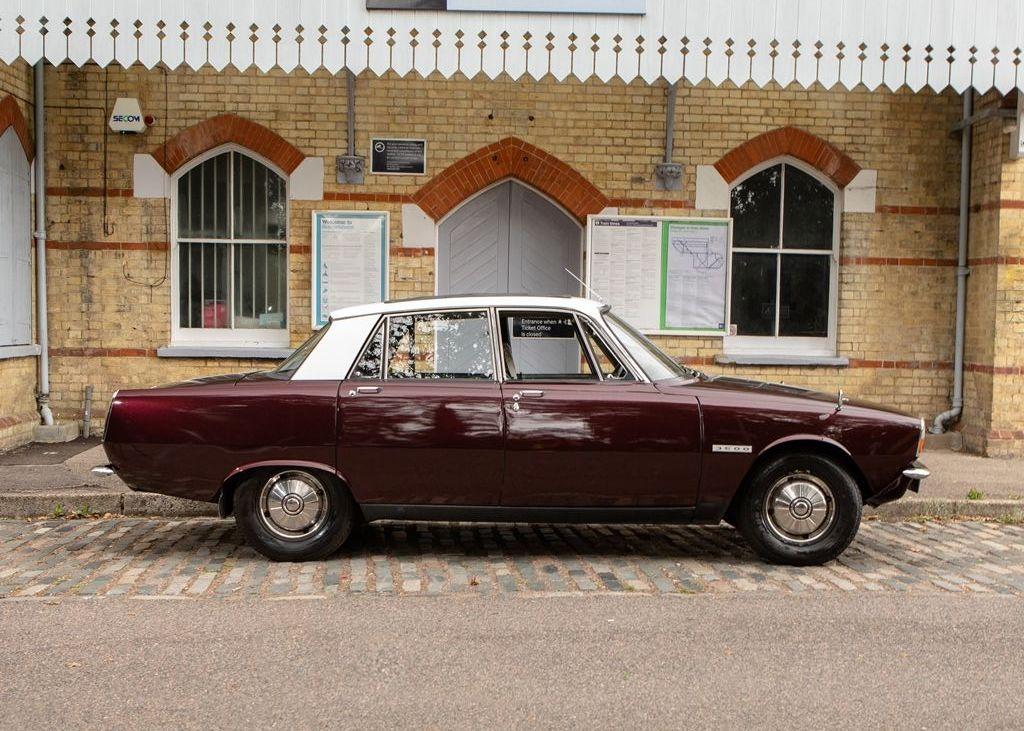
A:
[{"left": 867, "top": 460, "right": 930, "bottom": 507}]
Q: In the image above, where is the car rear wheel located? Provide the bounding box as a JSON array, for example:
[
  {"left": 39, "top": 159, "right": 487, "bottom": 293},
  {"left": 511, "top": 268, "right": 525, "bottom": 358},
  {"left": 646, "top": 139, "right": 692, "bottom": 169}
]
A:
[
  {"left": 235, "top": 468, "right": 354, "bottom": 561},
  {"left": 735, "top": 454, "right": 862, "bottom": 566}
]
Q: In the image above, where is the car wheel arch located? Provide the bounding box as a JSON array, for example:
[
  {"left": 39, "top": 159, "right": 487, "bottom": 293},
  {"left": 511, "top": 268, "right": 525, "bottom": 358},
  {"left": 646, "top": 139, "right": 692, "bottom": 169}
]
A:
[
  {"left": 215, "top": 461, "right": 354, "bottom": 519},
  {"left": 723, "top": 437, "right": 870, "bottom": 526}
]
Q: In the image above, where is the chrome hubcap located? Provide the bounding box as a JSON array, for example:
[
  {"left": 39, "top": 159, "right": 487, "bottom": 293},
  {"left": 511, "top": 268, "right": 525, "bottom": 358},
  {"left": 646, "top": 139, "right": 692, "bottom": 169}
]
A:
[
  {"left": 258, "top": 470, "right": 329, "bottom": 540},
  {"left": 763, "top": 473, "right": 835, "bottom": 544}
]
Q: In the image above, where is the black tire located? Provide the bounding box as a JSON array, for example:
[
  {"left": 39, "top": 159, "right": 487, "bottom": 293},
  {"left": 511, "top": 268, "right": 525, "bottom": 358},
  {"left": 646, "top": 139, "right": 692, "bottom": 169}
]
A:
[
  {"left": 235, "top": 468, "right": 354, "bottom": 562},
  {"left": 735, "top": 454, "right": 862, "bottom": 566}
]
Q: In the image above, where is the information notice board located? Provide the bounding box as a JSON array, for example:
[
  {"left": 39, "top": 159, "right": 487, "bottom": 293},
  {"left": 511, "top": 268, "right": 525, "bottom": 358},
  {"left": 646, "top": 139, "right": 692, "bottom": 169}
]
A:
[
  {"left": 586, "top": 215, "right": 731, "bottom": 335},
  {"left": 312, "top": 211, "right": 389, "bottom": 328}
]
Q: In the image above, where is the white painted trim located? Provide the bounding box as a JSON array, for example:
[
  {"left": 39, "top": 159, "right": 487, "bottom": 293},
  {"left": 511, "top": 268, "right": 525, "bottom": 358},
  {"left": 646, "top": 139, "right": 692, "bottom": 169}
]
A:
[
  {"left": 401, "top": 203, "right": 435, "bottom": 249},
  {"left": 169, "top": 144, "right": 290, "bottom": 349},
  {"left": 695, "top": 165, "right": 729, "bottom": 210},
  {"left": 0, "top": 344, "right": 40, "bottom": 360},
  {"left": 157, "top": 345, "right": 293, "bottom": 359},
  {"left": 132, "top": 153, "right": 170, "bottom": 198},
  {"left": 843, "top": 169, "right": 878, "bottom": 213},
  {"left": 724, "top": 156, "right": 841, "bottom": 358},
  {"left": 715, "top": 353, "right": 850, "bottom": 367},
  {"left": 288, "top": 157, "right": 324, "bottom": 201}
]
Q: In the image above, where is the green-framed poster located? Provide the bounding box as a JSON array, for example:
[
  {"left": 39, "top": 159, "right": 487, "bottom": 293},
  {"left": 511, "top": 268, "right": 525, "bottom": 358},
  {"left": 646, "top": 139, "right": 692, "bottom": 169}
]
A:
[
  {"left": 311, "top": 211, "right": 389, "bottom": 329},
  {"left": 585, "top": 214, "right": 732, "bottom": 336}
]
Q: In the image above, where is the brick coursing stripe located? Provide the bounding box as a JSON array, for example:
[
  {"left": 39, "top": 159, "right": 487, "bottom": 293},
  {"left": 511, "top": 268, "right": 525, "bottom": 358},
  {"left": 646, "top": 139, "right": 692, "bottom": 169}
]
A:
[
  {"left": 51, "top": 347, "right": 158, "bottom": 358},
  {"left": 968, "top": 256, "right": 1024, "bottom": 266},
  {"left": 0, "top": 412, "right": 38, "bottom": 431},
  {"left": 48, "top": 240, "right": 169, "bottom": 251},
  {"left": 324, "top": 192, "right": 414, "bottom": 203},
  {"left": 46, "top": 187, "right": 133, "bottom": 197},
  {"left": 714, "top": 126, "right": 861, "bottom": 188},
  {"left": 0, "top": 94, "right": 33, "bottom": 161},
  {"left": 876, "top": 204, "right": 959, "bottom": 215},
  {"left": 966, "top": 363, "right": 1024, "bottom": 376},
  {"left": 413, "top": 137, "right": 609, "bottom": 224},
  {"left": 608, "top": 197, "right": 692, "bottom": 209},
  {"left": 840, "top": 256, "right": 957, "bottom": 267},
  {"left": 970, "top": 199, "right": 1024, "bottom": 212},
  {"left": 151, "top": 113, "right": 306, "bottom": 174}
]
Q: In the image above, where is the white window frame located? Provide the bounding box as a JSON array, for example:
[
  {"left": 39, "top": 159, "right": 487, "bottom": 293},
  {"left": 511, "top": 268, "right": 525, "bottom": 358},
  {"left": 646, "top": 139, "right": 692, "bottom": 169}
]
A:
[
  {"left": 724, "top": 157, "right": 841, "bottom": 358},
  {"left": 170, "top": 143, "right": 290, "bottom": 348}
]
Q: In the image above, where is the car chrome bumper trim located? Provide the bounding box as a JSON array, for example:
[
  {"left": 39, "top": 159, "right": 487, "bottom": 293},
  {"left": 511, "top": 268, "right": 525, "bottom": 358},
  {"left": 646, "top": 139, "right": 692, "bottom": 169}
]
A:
[
  {"left": 902, "top": 462, "right": 930, "bottom": 480},
  {"left": 91, "top": 464, "right": 116, "bottom": 477}
]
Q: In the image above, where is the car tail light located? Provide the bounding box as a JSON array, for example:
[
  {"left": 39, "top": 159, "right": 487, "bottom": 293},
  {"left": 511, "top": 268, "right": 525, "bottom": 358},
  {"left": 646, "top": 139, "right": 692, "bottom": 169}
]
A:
[{"left": 917, "top": 417, "right": 926, "bottom": 457}]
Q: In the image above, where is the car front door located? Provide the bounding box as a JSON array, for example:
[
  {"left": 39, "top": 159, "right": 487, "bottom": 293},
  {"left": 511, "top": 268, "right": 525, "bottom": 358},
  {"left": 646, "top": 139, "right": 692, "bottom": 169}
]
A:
[
  {"left": 337, "top": 309, "right": 504, "bottom": 506},
  {"left": 497, "top": 309, "right": 701, "bottom": 508}
]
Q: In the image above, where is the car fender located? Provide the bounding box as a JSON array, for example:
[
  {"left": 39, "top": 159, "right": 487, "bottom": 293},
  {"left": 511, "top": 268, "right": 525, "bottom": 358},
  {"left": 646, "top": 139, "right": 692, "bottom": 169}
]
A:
[
  {"left": 216, "top": 459, "right": 351, "bottom": 518},
  {"left": 756, "top": 433, "right": 854, "bottom": 460}
]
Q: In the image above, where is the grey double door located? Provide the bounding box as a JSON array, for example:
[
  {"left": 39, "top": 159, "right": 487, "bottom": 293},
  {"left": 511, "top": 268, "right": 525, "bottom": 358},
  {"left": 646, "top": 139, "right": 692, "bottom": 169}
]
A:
[{"left": 438, "top": 181, "right": 583, "bottom": 375}]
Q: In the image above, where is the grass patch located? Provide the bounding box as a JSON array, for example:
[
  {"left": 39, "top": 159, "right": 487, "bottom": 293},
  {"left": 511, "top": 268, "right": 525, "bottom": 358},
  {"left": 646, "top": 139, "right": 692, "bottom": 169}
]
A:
[{"left": 967, "top": 489, "right": 984, "bottom": 501}]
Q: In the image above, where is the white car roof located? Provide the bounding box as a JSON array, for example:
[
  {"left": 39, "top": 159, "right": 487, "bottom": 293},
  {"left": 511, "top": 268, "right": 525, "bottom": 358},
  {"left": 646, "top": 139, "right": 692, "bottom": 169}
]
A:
[{"left": 329, "top": 295, "right": 609, "bottom": 321}]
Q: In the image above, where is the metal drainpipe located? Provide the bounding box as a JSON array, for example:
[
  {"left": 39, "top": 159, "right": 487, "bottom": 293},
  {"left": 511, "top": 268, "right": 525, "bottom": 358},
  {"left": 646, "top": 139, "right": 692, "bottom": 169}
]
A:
[
  {"left": 33, "top": 61, "right": 53, "bottom": 427},
  {"left": 663, "top": 81, "right": 677, "bottom": 163},
  {"left": 932, "top": 90, "right": 973, "bottom": 434},
  {"left": 346, "top": 70, "right": 356, "bottom": 157}
]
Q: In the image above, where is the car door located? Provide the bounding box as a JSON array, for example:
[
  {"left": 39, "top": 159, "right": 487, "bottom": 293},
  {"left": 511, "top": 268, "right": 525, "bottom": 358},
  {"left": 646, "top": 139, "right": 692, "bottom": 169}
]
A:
[
  {"left": 337, "top": 309, "right": 505, "bottom": 506},
  {"left": 497, "top": 309, "right": 701, "bottom": 508}
]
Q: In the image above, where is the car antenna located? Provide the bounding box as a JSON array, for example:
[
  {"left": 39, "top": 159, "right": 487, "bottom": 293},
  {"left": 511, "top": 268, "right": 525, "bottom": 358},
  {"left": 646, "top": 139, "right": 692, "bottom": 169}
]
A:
[{"left": 564, "top": 268, "right": 605, "bottom": 303}]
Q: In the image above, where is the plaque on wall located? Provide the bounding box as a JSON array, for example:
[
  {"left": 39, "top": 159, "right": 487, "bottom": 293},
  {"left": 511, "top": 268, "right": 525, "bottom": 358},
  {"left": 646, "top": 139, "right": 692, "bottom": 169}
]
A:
[{"left": 370, "top": 138, "right": 427, "bottom": 175}]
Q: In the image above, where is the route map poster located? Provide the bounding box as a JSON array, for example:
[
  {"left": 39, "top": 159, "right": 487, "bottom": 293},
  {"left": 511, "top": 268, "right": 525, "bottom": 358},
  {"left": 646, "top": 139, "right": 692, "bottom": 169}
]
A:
[
  {"left": 586, "top": 215, "right": 731, "bottom": 335},
  {"left": 661, "top": 219, "right": 730, "bottom": 332}
]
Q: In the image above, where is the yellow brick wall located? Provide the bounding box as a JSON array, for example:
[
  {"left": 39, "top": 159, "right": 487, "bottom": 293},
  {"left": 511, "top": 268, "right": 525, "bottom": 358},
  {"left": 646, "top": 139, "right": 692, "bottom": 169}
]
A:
[
  {"left": 0, "top": 61, "right": 37, "bottom": 450},
  {"left": 26, "top": 62, "right": 980, "bottom": 440}
]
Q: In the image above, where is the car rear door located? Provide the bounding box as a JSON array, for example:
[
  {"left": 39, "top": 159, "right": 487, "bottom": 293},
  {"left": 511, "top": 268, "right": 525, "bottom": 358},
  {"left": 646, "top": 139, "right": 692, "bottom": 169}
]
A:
[
  {"left": 496, "top": 309, "right": 701, "bottom": 508},
  {"left": 337, "top": 309, "right": 505, "bottom": 506}
]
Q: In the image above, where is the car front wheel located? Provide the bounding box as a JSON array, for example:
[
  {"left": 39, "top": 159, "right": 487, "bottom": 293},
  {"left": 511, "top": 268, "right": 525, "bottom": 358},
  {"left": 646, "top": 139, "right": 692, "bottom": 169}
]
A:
[
  {"left": 235, "top": 468, "right": 354, "bottom": 561},
  {"left": 735, "top": 454, "right": 862, "bottom": 566}
]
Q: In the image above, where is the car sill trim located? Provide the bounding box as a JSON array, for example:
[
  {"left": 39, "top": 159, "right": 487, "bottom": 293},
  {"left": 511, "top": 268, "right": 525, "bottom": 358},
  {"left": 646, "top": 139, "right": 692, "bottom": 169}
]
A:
[{"left": 360, "top": 504, "right": 697, "bottom": 524}]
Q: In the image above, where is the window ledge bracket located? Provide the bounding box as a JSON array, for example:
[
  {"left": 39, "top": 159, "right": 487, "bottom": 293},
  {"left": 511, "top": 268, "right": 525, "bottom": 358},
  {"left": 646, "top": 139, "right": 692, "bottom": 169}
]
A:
[
  {"left": 715, "top": 354, "right": 849, "bottom": 367},
  {"left": 158, "top": 346, "right": 293, "bottom": 359}
]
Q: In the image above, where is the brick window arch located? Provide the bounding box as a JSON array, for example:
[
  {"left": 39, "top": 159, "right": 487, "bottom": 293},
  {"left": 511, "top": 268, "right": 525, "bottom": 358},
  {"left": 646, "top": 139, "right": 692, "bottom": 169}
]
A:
[
  {"left": 152, "top": 114, "right": 305, "bottom": 175},
  {"left": 0, "top": 95, "right": 33, "bottom": 161},
  {"left": 413, "top": 137, "right": 608, "bottom": 224},
  {"left": 714, "top": 127, "right": 860, "bottom": 189}
]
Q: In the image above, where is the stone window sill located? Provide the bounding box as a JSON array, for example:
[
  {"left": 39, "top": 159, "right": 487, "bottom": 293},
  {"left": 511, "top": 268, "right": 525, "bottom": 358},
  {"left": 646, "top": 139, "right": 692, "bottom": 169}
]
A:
[
  {"left": 157, "top": 346, "right": 293, "bottom": 359},
  {"left": 0, "top": 344, "right": 41, "bottom": 361},
  {"left": 715, "top": 354, "right": 850, "bottom": 367}
]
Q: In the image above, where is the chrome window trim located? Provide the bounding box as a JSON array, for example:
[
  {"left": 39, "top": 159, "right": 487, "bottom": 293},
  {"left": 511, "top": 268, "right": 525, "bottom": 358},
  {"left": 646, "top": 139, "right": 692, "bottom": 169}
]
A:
[
  {"left": 361, "top": 308, "right": 499, "bottom": 383},
  {"left": 492, "top": 306, "right": 647, "bottom": 385}
]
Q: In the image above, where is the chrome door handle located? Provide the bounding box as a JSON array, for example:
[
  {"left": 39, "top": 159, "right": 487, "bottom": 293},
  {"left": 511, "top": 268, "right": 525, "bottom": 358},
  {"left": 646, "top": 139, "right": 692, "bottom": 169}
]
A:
[
  {"left": 348, "top": 385, "right": 381, "bottom": 396},
  {"left": 512, "top": 390, "right": 544, "bottom": 402}
]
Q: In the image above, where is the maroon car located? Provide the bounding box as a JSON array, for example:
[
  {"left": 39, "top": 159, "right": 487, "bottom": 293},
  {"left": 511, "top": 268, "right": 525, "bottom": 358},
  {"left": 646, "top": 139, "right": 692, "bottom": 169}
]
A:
[{"left": 96, "top": 295, "right": 929, "bottom": 565}]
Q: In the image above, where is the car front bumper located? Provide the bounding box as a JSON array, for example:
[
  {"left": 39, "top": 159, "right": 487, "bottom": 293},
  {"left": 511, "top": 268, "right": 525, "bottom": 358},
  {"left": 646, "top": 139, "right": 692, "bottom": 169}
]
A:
[{"left": 866, "top": 460, "right": 930, "bottom": 507}]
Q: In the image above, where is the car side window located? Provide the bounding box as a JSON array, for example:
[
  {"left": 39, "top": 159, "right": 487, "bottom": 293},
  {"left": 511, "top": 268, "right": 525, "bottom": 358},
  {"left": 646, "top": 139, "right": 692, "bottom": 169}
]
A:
[
  {"left": 385, "top": 310, "right": 494, "bottom": 380},
  {"left": 498, "top": 311, "right": 598, "bottom": 382},
  {"left": 580, "top": 320, "right": 635, "bottom": 381},
  {"left": 350, "top": 323, "right": 384, "bottom": 379}
]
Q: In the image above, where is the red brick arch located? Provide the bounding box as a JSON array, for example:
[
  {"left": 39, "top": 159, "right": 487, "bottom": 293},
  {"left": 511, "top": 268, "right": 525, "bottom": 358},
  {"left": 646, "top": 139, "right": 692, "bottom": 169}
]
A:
[
  {"left": 413, "top": 137, "right": 608, "bottom": 224},
  {"left": 0, "top": 95, "right": 33, "bottom": 161},
  {"left": 714, "top": 126, "right": 861, "bottom": 188},
  {"left": 151, "top": 113, "right": 305, "bottom": 174}
]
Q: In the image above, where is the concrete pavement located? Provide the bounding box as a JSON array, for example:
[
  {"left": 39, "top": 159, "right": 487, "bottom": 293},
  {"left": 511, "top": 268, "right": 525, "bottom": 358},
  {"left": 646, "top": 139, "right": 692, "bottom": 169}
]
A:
[{"left": 2, "top": 593, "right": 1022, "bottom": 728}]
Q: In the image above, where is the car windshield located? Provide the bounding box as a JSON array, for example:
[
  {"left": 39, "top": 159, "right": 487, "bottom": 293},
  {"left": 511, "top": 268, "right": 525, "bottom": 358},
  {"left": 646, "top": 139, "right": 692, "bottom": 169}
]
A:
[
  {"left": 604, "top": 312, "right": 702, "bottom": 382},
  {"left": 273, "top": 322, "right": 330, "bottom": 377}
]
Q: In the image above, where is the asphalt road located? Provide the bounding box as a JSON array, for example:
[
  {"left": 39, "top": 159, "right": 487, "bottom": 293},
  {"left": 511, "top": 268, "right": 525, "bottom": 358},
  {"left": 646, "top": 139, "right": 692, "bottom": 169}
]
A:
[{"left": 2, "top": 593, "right": 1022, "bottom": 729}]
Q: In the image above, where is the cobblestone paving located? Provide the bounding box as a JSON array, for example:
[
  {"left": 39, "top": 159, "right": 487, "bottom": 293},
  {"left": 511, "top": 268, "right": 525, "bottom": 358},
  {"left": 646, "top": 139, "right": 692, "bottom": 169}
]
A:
[{"left": 2, "top": 518, "right": 1024, "bottom": 599}]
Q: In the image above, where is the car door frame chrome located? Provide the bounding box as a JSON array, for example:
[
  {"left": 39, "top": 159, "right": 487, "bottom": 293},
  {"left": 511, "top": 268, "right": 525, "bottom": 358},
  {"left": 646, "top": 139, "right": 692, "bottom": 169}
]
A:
[
  {"left": 490, "top": 305, "right": 648, "bottom": 384},
  {"left": 346, "top": 307, "right": 501, "bottom": 383}
]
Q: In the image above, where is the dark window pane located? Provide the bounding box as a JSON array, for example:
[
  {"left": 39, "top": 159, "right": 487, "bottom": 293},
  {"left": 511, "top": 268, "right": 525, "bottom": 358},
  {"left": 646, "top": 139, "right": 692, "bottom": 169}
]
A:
[
  {"left": 730, "top": 253, "right": 777, "bottom": 336},
  {"left": 779, "top": 254, "right": 830, "bottom": 337},
  {"left": 782, "top": 165, "right": 834, "bottom": 250},
  {"left": 730, "top": 164, "right": 781, "bottom": 248},
  {"left": 352, "top": 325, "right": 384, "bottom": 379},
  {"left": 177, "top": 153, "right": 230, "bottom": 239},
  {"left": 178, "top": 243, "right": 191, "bottom": 327}
]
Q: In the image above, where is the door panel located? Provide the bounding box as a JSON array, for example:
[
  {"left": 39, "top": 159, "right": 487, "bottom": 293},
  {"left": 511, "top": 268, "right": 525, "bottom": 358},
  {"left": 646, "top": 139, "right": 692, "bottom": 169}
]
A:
[
  {"left": 508, "top": 182, "right": 581, "bottom": 295},
  {"left": 438, "top": 183, "right": 510, "bottom": 294},
  {"left": 500, "top": 383, "right": 701, "bottom": 507},
  {"left": 337, "top": 380, "right": 505, "bottom": 506}
]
